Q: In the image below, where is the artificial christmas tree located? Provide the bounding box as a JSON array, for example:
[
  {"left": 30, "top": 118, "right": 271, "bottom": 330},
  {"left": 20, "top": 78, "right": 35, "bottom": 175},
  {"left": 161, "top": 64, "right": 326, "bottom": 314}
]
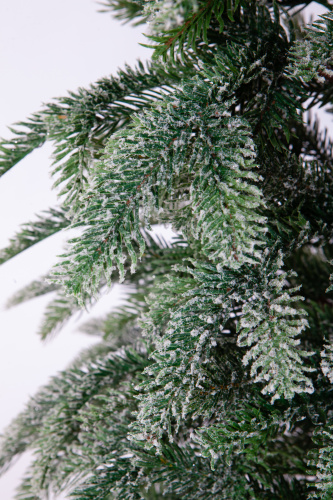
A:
[{"left": 1, "top": 0, "right": 333, "bottom": 498}]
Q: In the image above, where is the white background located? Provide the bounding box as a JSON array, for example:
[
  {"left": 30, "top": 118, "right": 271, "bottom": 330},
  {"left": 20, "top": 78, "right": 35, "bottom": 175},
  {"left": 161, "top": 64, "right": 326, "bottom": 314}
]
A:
[{"left": 0, "top": 1, "right": 331, "bottom": 499}]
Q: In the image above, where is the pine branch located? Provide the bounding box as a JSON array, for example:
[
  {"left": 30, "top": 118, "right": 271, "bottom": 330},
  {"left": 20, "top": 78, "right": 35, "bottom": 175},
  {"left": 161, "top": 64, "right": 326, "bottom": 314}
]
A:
[
  {"left": 14, "top": 472, "right": 40, "bottom": 500},
  {"left": 308, "top": 424, "right": 333, "bottom": 499},
  {"left": 237, "top": 253, "right": 315, "bottom": 403},
  {"left": 143, "top": 0, "right": 242, "bottom": 61},
  {"left": 98, "top": 0, "right": 147, "bottom": 26},
  {"left": 0, "top": 60, "right": 196, "bottom": 209},
  {"left": 0, "top": 113, "right": 47, "bottom": 177},
  {"left": 261, "top": 147, "right": 333, "bottom": 244},
  {"left": 51, "top": 68, "right": 267, "bottom": 300},
  {"left": 0, "top": 343, "right": 115, "bottom": 475},
  {"left": 321, "top": 343, "right": 333, "bottom": 384},
  {"left": 131, "top": 260, "right": 242, "bottom": 446},
  {"left": 132, "top": 437, "right": 308, "bottom": 499},
  {"left": 287, "top": 11, "right": 333, "bottom": 84},
  {"left": 0, "top": 207, "right": 69, "bottom": 265},
  {"left": 80, "top": 290, "right": 146, "bottom": 342},
  {"left": 0, "top": 343, "right": 148, "bottom": 498},
  {"left": 5, "top": 277, "right": 59, "bottom": 308},
  {"left": 41, "top": 235, "right": 190, "bottom": 340},
  {"left": 2, "top": 2, "right": 333, "bottom": 497},
  {"left": 37, "top": 289, "right": 84, "bottom": 340},
  {"left": 195, "top": 403, "right": 284, "bottom": 467},
  {"left": 47, "top": 60, "right": 192, "bottom": 208},
  {"left": 132, "top": 253, "right": 315, "bottom": 448}
]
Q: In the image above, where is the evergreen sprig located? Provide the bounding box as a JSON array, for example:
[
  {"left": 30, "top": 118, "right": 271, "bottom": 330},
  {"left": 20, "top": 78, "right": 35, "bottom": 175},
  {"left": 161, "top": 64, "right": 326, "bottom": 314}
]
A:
[
  {"left": 287, "top": 10, "right": 333, "bottom": 83},
  {"left": 51, "top": 71, "right": 267, "bottom": 300},
  {"left": 0, "top": 343, "right": 148, "bottom": 499},
  {"left": 238, "top": 255, "right": 315, "bottom": 403},
  {"left": 98, "top": 0, "right": 147, "bottom": 25},
  {"left": 308, "top": 424, "right": 333, "bottom": 499},
  {"left": 5, "top": 277, "right": 59, "bottom": 308},
  {"left": 1, "top": 1, "right": 333, "bottom": 498},
  {"left": 0, "top": 113, "right": 47, "bottom": 177},
  {"left": 0, "top": 208, "right": 69, "bottom": 265},
  {"left": 0, "top": 61, "right": 196, "bottom": 209},
  {"left": 143, "top": 0, "right": 242, "bottom": 61}
]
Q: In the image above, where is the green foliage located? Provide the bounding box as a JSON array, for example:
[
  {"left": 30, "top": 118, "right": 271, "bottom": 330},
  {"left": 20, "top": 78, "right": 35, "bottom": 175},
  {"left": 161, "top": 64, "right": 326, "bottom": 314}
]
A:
[
  {"left": 321, "top": 343, "right": 333, "bottom": 384},
  {"left": 0, "top": 208, "right": 69, "bottom": 265},
  {"left": 196, "top": 403, "right": 283, "bottom": 466},
  {"left": 51, "top": 69, "right": 267, "bottom": 300},
  {"left": 1, "top": 1, "right": 333, "bottom": 499},
  {"left": 98, "top": 0, "right": 147, "bottom": 25},
  {"left": 288, "top": 11, "right": 333, "bottom": 83},
  {"left": 237, "top": 253, "right": 314, "bottom": 403},
  {"left": 5, "top": 277, "right": 59, "bottom": 308},
  {"left": 0, "top": 61, "right": 195, "bottom": 209},
  {"left": 308, "top": 424, "right": 333, "bottom": 499},
  {"left": 0, "top": 113, "right": 47, "bottom": 177},
  {"left": 143, "top": 0, "right": 242, "bottom": 61},
  {"left": 37, "top": 290, "right": 84, "bottom": 340},
  {"left": 0, "top": 343, "right": 148, "bottom": 499},
  {"left": 47, "top": 61, "right": 189, "bottom": 208},
  {"left": 132, "top": 260, "right": 243, "bottom": 445}
]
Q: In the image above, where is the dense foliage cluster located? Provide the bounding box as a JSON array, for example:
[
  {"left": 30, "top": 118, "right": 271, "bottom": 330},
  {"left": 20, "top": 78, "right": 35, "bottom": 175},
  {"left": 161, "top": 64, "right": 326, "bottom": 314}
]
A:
[{"left": 1, "top": 1, "right": 333, "bottom": 498}]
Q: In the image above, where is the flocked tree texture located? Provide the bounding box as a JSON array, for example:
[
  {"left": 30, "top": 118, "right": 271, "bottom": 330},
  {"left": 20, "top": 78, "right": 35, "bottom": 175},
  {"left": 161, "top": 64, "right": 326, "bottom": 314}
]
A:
[{"left": 1, "top": 0, "right": 333, "bottom": 498}]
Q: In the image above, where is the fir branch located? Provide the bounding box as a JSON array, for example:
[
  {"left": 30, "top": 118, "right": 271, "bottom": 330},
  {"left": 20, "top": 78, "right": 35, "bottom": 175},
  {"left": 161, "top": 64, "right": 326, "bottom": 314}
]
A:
[
  {"left": 195, "top": 404, "right": 283, "bottom": 467},
  {"left": 261, "top": 147, "right": 333, "bottom": 244},
  {"left": 321, "top": 343, "right": 333, "bottom": 384},
  {"left": 80, "top": 290, "right": 145, "bottom": 342},
  {"left": 51, "top": 71, "right": 267, "bottom": 300},
  {"left": 0, "top": 60, "right": 196, "bottom": 209},
  {"left": 132, "top": 436, "right": 309, "bottom": 499},
  {"left": 14, "top": 472, "right": 40, "bottom": 500},
  {"left": 131, "top": 261, "right": 241, "bottom": 446},
  {"left": 5, "top": 277, "right": 59, "bottom": 309},
  {"left": 28, "top": 233, "right": 187, "bottom": 340},
  {"left": 0, "top": 113, "right": 47, "bottom": 177},
  {"left": 132, "top": 444, "right": 260, "bottom": 500},
  {"left": 143, "top": 0, "right": 242, "bottom": 61},
  {"left": 0, "top": 207, "right": 69, "bottom": 265},
  {"left": 247, "top": 77, "right": 303, "bottom": 152},
  {"left": 287, "top": 11, "right": 333, "bottom": 84},
  {"left": 237, "top": 252, "right": 315, "bottom": 403},
  {"left": 308, "top": 424, "right": 333, "bottom": 500},
  {"left": 41, "top": 235, "right": 190, "bottom": 340},
  {"left": 37, "top": 289, "right": 84, "bottom": 340},
  {"left": 2, "top": 2, "right": 333, "bottom": 497},
  {"left": 0, "top": 343, "right": 148, "bottom": 498},
  {"left": 132, "top": 253, "right": 315, "bottom": 448},
  {"left": 300, "top": 114, "right": 333, "bottom": 169},
  {"left": 47, "top": 60, "right": 191, "bottom": 208},
  {"left": 98, "top": 0, "right": 147, "bottom": 26}
]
